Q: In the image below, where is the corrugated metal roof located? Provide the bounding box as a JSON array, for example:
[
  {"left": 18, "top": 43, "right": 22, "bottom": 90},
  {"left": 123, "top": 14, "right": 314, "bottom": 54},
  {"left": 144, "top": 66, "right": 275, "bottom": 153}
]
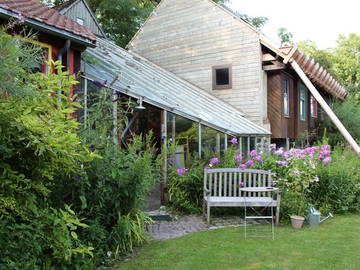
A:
[{"left": 83, "top": 39, "right": 270, "bottom": 136}]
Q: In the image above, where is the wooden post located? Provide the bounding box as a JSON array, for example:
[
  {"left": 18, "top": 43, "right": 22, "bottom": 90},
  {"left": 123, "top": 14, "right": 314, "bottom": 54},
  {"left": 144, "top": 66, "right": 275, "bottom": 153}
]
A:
[
  {"left": 161, "top": 110, "right": 168, "bottom": 204},
  {"left": 247, "top": 136, "right": 250, "bottom": 156},
  {"left": 290, "top": 59, "right": 360, "bottom": 155},
  {"left": 198, "top": 123, "right": 202, "bottom": 159},
  {"left": 239, "top": 137, "right": 243, "bottom": 154},
  {"left": 83, "top": 78, "right": 88, "bottom": 128},
  {"left": 224, "top": 134, "right": 228, "bottom": 151},
  {"left": 216, "top": 133, "right": 221, "bottom": 156},
  {"left": 113, "top": 89, "right": 118, "bottom": 145}
]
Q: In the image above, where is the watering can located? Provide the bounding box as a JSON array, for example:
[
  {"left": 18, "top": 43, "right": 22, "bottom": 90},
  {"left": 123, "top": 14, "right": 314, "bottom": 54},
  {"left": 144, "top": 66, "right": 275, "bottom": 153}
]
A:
[{"left": 306, "top": 207, "right": 333, "bottom": 227}]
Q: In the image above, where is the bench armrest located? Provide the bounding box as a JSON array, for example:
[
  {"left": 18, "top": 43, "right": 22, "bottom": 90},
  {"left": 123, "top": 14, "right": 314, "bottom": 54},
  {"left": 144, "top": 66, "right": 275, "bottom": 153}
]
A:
[{"left": 204, "top": 188, "right": 211, "bottom": 195}]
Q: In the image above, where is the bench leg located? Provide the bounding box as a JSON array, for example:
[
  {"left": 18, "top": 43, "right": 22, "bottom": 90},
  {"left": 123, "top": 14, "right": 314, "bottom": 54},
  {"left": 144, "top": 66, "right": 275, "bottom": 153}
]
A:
[
  {"left": 207, "top": 204, "right": 210, "bottom": 226},
  {"left": 276, "top": 204, "right": 280, "bottom": 225}
]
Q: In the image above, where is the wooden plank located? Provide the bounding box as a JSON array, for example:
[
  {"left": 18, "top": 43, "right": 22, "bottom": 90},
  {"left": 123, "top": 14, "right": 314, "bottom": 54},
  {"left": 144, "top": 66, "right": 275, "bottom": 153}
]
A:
[
  {"left": 262, "top": 53, "right": 276, "bottom": 62},
  {"left": 209, "top": 173, "right": 213, "bottom": 196},
  {"left": 263, "top": 63, "right": 286, "bottom": 71},
  {"left": 219, "top": 172, "right": 223, "bottom": 197},
  {"left": 214, "top": 172, "right": 218, "bottom": 196},
  {"left": 229, "top": 172, "right": 232, "bottom": 197},
  {"left": 224, "top": 172, "right": 227, "bottom": 197}
]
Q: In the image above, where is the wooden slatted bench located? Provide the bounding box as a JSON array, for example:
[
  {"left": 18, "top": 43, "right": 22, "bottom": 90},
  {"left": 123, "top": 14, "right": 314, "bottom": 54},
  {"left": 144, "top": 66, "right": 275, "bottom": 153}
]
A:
[{"left": 203, "top": 168, "right": 281, "bottom": 226}]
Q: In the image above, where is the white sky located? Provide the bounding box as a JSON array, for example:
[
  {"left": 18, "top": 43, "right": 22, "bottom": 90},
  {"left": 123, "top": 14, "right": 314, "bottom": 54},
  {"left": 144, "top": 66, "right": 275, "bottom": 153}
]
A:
[{"left": 228, "top": 0, "right": 360, "bottom": 49}]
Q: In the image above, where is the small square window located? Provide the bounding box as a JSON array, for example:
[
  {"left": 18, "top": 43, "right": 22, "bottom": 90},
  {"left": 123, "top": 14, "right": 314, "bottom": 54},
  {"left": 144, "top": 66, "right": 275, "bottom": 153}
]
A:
[{"left": 212, "top": 65, "right": 232, "bottom": 90}]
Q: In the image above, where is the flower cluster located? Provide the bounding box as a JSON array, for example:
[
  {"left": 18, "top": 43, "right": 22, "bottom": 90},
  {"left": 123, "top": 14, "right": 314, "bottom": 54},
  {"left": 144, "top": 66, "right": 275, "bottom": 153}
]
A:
[{"left": 177, "top": 168, "right": 188, "bottom": 175}]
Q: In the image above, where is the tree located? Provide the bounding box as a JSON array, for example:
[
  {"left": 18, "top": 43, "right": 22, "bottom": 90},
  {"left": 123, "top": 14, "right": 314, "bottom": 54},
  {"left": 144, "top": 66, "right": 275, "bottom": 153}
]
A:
[
  {"left": 83, "top": 0, "right": 228, "bottom": 47},
  {"left": 236, "top": 13, "right": 268, "bottom": 30},
  {"left": 278, "top": 27, "right": 293, "bottom": 47}
]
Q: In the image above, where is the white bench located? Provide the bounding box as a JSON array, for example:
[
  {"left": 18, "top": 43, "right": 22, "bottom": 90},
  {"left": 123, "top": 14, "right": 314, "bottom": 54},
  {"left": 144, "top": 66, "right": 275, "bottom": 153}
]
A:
[{"left": 203, "top": 168, "right": 281, "bottom": 226}]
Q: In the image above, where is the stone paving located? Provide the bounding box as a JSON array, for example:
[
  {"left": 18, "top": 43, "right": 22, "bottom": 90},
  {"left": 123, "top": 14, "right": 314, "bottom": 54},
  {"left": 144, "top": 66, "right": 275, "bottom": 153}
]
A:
[{"left": 145, "top": 207, "right": 264, "bottom": 241}]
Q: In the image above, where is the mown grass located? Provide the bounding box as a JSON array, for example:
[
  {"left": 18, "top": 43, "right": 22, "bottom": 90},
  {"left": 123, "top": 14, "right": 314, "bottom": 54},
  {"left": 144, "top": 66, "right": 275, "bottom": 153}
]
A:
[{"left": 116, "top": 215, "right": 360, "bottom": 270}]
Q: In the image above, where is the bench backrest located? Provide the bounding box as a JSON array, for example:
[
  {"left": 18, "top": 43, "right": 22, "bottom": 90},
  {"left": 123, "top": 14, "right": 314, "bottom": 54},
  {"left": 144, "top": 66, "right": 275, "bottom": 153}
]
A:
[{"left": 204, "top": 168, "right": 274, "bottom": 197}]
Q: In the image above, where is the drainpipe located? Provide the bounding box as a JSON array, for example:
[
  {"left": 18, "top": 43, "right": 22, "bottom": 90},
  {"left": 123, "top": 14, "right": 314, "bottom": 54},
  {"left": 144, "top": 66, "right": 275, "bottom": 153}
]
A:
[
  {"left": 289, "top": 59, "right": 360, "bottom": 155},
  {"left": 56, "top": 40, "right": 71, "bottom": 104}
]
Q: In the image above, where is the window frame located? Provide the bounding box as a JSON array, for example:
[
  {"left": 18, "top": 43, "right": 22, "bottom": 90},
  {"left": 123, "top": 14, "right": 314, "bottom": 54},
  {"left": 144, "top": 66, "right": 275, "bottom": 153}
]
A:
[
  {"left": 310, "top": 95, "right": 318, "bottom": 118},
  {"left": 212, "top": 65, "right": 232, "bottom": 90},
  {"left": 21, "top": 38, "right": 53, "bottom": 75},
  {"left": 300, "top": 83, "right": 307, "bottom": 121},
  {"left": 283, "top": 78, "right": 290, "bottom": 117}
]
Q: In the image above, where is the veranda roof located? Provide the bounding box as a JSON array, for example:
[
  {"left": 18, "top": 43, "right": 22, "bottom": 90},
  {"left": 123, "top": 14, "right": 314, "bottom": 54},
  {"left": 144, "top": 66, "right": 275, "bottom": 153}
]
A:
[{"left": 83, "top": 39, "right": 270, "bottom": 136}]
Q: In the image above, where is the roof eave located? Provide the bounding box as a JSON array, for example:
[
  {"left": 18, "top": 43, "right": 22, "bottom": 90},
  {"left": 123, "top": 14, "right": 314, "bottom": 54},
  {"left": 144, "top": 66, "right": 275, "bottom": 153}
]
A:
[{"left": 0, "top": 7, "right": 96, "bottom": 47}]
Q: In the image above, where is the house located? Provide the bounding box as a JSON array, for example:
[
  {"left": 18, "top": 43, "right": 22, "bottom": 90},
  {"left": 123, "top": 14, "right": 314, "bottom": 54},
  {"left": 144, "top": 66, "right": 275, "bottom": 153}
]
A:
[
  {"left": 126, "top": 0, "right": 348, "bottom": 146},
  {"left": 55, "top": 0, "right": 106, "bottom": 39},
  {"left": 0, "top": 0, "right": 96, "bottom": 78}
]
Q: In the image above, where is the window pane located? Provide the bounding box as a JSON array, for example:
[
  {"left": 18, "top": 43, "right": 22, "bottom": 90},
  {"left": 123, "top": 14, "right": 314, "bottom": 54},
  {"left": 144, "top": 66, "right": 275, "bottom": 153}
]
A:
[
  {"left": 283, "top": 79, "right": 289, "bottom": 116},
  {"left": 216, "top": 68, "right": 229, "bottom": 85},
  {"left": 202, "top": 126, "right": 217, "bottom": 157},
  {"left": 300, "top": 84, "right": 307, "bottom": 121}
]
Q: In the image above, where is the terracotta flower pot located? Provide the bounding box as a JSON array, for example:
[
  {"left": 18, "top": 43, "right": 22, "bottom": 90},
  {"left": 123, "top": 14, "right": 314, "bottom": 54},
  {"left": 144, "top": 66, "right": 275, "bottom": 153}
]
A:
[{"left": 290, "top": 215, "right": 305, "bottom": 229}]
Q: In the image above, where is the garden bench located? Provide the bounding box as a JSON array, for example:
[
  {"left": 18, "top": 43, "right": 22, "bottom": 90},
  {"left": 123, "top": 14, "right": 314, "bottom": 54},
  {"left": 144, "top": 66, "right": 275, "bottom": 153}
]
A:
[{"left": 203, "top": 168, "right": 281, "bottom": 226}]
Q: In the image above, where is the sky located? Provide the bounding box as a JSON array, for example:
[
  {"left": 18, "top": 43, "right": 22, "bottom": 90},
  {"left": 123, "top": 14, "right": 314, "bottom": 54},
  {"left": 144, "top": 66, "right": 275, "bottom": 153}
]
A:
[{"left": 228, "top": 0, "right": 360, "bottom": 49}]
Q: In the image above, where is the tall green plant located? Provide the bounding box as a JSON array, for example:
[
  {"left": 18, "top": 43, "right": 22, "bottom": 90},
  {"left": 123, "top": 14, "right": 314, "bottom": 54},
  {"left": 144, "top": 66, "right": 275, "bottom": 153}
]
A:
[{"left": 0, "top": 31, "right": 95, "bottom": 269}]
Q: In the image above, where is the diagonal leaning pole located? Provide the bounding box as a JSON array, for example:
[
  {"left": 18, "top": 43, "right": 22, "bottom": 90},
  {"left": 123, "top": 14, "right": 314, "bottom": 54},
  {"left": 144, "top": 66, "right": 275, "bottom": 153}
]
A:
[{"left": 285, "top": 58, "right": 360, "bottom": 155}]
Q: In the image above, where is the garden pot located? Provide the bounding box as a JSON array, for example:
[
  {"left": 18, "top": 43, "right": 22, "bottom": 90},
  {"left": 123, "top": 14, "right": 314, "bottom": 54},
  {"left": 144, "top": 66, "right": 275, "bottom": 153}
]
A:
[{"left": 290, "top": 216, "right": 305, "bottom": 229}]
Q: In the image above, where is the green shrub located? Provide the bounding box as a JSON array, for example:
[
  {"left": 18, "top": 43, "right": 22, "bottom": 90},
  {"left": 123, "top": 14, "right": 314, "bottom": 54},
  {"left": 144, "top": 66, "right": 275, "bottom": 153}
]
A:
[
  {"left": 0, "top": 31, "right": 94, "bottom": 269},
  {"left": 310, "top": 147, "right": 360, "bottom": 213}
]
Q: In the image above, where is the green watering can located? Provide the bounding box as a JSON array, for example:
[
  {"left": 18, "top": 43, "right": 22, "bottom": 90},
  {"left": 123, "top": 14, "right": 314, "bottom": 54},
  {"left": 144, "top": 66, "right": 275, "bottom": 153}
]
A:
[{"left": 307, "top": 207, "right": 333, "bottom": 227}]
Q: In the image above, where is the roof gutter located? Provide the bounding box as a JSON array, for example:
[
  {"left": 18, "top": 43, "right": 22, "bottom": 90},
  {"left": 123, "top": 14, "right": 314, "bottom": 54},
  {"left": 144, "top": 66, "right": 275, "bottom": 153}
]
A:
[{"left": 0, "top": 7, "right": 96, "bottom": 47}]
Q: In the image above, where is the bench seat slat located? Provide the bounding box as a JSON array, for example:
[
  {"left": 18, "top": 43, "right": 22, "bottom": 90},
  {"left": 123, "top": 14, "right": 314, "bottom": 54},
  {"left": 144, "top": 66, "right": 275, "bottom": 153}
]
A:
[{"left": 205, "top": 196, "right": 277, "bottom": 207}]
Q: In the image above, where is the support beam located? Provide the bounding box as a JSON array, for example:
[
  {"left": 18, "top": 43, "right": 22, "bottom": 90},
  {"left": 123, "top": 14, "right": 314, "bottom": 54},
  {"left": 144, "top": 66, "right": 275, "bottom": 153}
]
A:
[
  {"left": 290, "top": 60, "right": 360, "bottom": 155},
  {"left": 224, "top": 134, "right": 228, "bottom": 151},
  {"left": 198, "top": 124, "right": 202, "bottom": 159}
]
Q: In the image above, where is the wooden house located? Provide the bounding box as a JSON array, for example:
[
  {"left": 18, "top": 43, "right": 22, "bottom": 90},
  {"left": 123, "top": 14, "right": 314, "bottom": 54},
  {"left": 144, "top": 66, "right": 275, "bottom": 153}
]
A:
[
  {"left": 127, "top": 0, "right": 348, "bottom": 146},
  {"left": 56, "top": 0, "right": 106, "bottom": 39},
  {"left": 0, "top": 0, "right": 96, "bottom": 78}
]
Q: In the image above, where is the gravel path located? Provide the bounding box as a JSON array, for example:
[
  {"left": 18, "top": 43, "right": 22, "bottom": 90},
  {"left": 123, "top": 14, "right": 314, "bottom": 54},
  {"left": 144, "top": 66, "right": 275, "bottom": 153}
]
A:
[{"left": 145, "top": 208, "right": 264, "bottom": 241}]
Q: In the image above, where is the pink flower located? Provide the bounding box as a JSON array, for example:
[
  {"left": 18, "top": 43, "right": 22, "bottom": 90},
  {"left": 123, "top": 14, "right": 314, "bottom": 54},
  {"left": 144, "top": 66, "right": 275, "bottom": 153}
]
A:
[
  {"left": 233, "top": 155, "right": 242, "bottom": 162},
  {"left": 313, "top": 176, "right": 320, "bottom": 182},
  {"left": 177, "top": 168, "right": 188, "bottom": 175},
  {"left": 239, "top": 181, "right": 245, "bottom": 187},
  {"left": 293, "top": 169, "right": 300, "bottom": 175},
  {"left": 254, "top": 155, "right": 263, "bottom": 162},
  {"left": 275, "top": 148, "right": 284, "bottom": 156},
  {"left": 319, "top": 150, "right": 331, "bottom": 159},
  {"left": 323, "top": 157, "right": 332, "bottom": 164},
  {"left": 245, "top": 160, "right": 254, "bottom": 167},
  {"left": 321, "top": 145, "right": 331, "bottom": 151},
  {"left": 283, "top": 151, "right": 291, "bottom": 159},
  {"left": 210, "top": 157, "right": 220, "bottom": 164},
  {"left": 230, "top": 137, "right": 238, "bottom": 144},
  {"left": 239, "top": 164, "right": 247, "bottom": 169},
  {"left": 249, "top": 150, "right": 257, "bottom": 157},
  {"left": 276, "top": 160, "right": 288, "bottom": 166}
]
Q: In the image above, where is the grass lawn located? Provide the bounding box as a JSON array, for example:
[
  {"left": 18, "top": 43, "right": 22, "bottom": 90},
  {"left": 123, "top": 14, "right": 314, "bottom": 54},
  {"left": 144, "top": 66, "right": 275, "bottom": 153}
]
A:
[{"left": 117, "top": 215, "right": 360, "bottom": 270}]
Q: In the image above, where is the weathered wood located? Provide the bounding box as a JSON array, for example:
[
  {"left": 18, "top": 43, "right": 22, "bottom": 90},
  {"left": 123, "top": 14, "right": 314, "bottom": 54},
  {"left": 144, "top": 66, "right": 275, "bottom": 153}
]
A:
[
  {"left": 204, "top": 168, "right": 280, "bottom": 226},
  {"left": 262, "top": 62, "right": 286, "bottom": 71},
  {"left": 262, "top": 53, "right": 277, "bottom": 62},
  {"left": 128, "top": 0, "right": 264, "bottom": 125}
]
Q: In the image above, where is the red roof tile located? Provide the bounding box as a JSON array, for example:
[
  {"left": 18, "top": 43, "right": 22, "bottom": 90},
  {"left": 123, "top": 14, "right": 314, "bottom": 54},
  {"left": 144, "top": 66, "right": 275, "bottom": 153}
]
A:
[{"left": 0, "top": 0, "right": 96, "bottom": 43}]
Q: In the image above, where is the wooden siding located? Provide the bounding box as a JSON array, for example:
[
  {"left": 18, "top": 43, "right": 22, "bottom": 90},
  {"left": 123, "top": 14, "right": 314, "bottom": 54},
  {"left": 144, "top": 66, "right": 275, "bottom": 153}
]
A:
[
  {"left": 128, "top": 0, "right": 264, "bottom": 125},
  {"left": 61, "top": 0, "right": 105, "bottom": 37}
]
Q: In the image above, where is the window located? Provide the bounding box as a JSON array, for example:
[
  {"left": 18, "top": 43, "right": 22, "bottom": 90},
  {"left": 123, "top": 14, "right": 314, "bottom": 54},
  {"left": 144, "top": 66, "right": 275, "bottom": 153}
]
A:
[
  {"left": 310, "top": 95, "right": 317, "bottom": 118},
  {"left": 22, "top": 39, "right": 52, "bottom": 75},
  {"left": 76, "top": 17, "right": 84, "bottom": 25},
  {"left": 283, "top": 78, "right": 289, "bottom": 116},
  {"left": 300, "top": 84, "right": 307, "bottom": 121},
  {"left": 212, "top": 65, "right": 232, "bottom": 90}
]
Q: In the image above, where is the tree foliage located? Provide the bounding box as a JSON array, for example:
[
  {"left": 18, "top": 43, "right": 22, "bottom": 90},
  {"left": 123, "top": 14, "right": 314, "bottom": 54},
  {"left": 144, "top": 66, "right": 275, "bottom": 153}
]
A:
[
  {"left": 298, "top": 33, "right": 360, "bottom": 99},
  {"left": 278, "top": 27, "right": 293, "bottom": 47}
]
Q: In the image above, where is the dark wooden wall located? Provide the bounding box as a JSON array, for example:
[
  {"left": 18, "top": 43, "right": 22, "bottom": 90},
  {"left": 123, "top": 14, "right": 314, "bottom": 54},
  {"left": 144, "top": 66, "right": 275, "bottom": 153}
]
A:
[{"left": 267, "top": 71, "right": 326, "bottom": 140}]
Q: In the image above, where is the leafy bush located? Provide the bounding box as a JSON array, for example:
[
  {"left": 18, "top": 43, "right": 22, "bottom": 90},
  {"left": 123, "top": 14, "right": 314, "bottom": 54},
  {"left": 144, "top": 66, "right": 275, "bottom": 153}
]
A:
[
  {"left": 0, "top": 31, "right": 94, "bottom": 269},
  {"left": 310, "top": 146, "right": 360, "bottom": 213},
  {"left": 51, "top": 88, "right": 162, "bottom": 264}
]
